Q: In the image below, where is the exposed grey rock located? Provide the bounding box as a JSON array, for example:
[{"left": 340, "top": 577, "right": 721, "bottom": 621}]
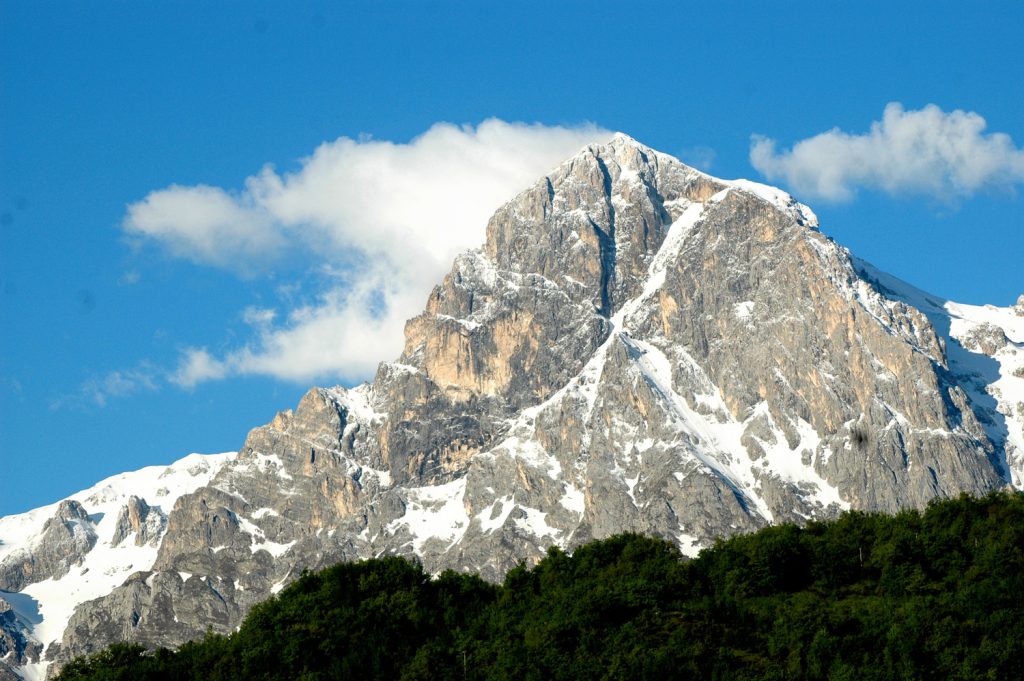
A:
[
  {"left": 0, "top": 596, "right": 41, "bottom": 670},
  {"left": 0, "top": 662, "right": 22, "bottom": 681},
  {"left": 59, "top": 570, "right": 243, "bottom": 664},
  {"left": 111, "top": 497, "right": 167, "bottom": 548},
  {"left": 0, "top": 501, "right": 96, "bottom": 592},
  {"left": 961, "top": 322, "right": 1009, "bottom": 356},
  {"left": 1014, "top": 294, "right": 1024, "bottom": 317},
  {"left": 9, "top": 134, "right": 1019, "bottom": 678}
]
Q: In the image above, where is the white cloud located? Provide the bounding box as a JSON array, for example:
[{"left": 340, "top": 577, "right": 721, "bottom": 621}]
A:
[
  {"left": 125, "top": 185, "right": 281, "bottom": 269},
  {"left": 241, "top": 306, "right": 277, "bottom": 327},
  {"left": 53, "top": 367, "right": 158, "bottom": 409},
  {"left": 235, "top": 274, "right": 415, "bottom": 382},
  {"left": 750, "top": 103, "right": 1024, "bottom": 201},
  {"left": 127, "top": 119, "right": 610, "bottom": 385},
  {"left": 171, "top": 348, "right": 228, "bottom": 388}
]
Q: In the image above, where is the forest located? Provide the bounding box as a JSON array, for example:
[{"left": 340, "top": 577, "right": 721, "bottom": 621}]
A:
[{"left": 56, "top": 491, "right": 1024, "bottom": 680}]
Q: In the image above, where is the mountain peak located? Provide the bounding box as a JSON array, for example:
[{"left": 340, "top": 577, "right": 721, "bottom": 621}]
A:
[
  {"left": 586, "top": 131, "right": 689, "bottom": 171},
  {"left": 3, "top": 137, "right": 1023, "bottom": 680},
  {"left": 604, "top": 131, "right": 657, "bottom": 155}
]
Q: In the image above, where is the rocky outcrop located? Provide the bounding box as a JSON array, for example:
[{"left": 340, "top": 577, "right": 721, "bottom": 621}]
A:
[
  {"left": 0, "top": 501, "right": 96, "bottom": 592},
  {"left": 961, "top": 322, "right": 1009, "bottom": 356},
  {"left": 59, "top": 570, "right": 243, "bottom": 663},
  {"left": 0, "top": 597, "right": 41, "bottom": 674},
  {"left": 111, "top": 497, "right": 167, "bottom": 548},
  {"left": 5, "top": 135, "right": 1021, "bottom": 678}
]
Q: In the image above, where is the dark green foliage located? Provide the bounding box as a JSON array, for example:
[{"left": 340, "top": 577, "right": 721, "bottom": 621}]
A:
[{"left": 55, "top": 492, "right": 1024, "bottom": 680}]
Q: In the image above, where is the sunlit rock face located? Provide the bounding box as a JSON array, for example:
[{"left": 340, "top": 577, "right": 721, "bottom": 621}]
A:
[{"left": 4, "top": 135, "right": 1022, "bottom": 679}]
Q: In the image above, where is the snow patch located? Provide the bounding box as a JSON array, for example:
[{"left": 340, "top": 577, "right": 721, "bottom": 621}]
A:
[
  {"left": 676, "top": 532, "right": 703, "bottom": 559},
  {"left": 620, "top": 335, "right": 776, "bottom": 523},
  {"left": 734, "top": 301, "right": 755, "bottom": 320},
  {"left": 476, "top": 496, "right": 514, "bottom": 534},
  {"left": 242, "top": 452, "right": 292, "bottom": 481},
  {"left": 486, "top": 436, "right": 563, "bottom": 481},
  {"left": 729, "top": 179, "right": 819, "bottom": 227},
  {"left": 513, "top": 507, "right": 560, "bottom": 540},
  {"left": 236, "top": 515, "right": 295, "bottom": 558},
  {"left": 388, "top": 478, "right": 469, "bottom": 553},
  {"left": 559, "top": 483, "right": 585, "bottom": 515},
  {"left": 326, "top": 383, "right": 384, "bottom": 425},
  {"left": 0, "top": 452, "right": 234, "bottom": 676}
]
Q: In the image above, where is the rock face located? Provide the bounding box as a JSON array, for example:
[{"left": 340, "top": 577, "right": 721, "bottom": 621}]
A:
[
  {"left": 0, "top": 453, "right": 234, "bottom": 680},
  {"left": 110, "top": 497, "right": 166, "bottom": 548},
  {"left": 0, "top": 597, "right": 41, "bottom": 680},
  {"left": 961, "top": 322, "right": 1010, "bottom": 357},
  {"left": 0, "top": 501, "right": 97, "bottom": 593},
  {"left": 2, "top": 134, "right": 1023, "bottom": 678}
]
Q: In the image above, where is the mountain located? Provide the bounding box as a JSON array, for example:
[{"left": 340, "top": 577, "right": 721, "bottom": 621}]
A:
[
  {"left": 2, "top": 134, "right": 1023, "bottom": 679},
  {"left": 0, "top": 454, "right": 233, "bottom": 680},
  {"left": 47, "top": 494, "right": 1024, "bottom": 681}
]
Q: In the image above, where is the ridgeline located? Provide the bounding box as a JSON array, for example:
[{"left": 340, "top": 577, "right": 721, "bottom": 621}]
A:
[{"left": 57, "top": 492, "right": 1024, "bottom": 680}]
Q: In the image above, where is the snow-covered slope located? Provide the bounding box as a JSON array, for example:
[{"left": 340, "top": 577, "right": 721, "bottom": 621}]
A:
[
  {"left": 0, "top": 452, "right": 234, "bottom": 680},
  {"left": 854, "top": 259, "right": 1024, "bottom": 485}
]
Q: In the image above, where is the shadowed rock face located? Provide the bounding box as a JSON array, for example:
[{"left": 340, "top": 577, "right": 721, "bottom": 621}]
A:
[
  {"left": 1, "top": 596, "right": 41, "bottom": 676},
  {"left": 17, "top": 135, "right": 1021, "bottom": 677}
]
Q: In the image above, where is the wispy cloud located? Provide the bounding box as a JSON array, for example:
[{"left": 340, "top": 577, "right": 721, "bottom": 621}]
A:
[
  {"left": 52, "top": 366, "right": 159, "bottom": 409},
  {"left": 117, "top": 270, "right": 141, "bottom": 286},
  {"left": 125, "top": 119, "right": 610, "bottom": 385},
  {"left": 750, "top": 103, "right": 1024, "bottom": 202},
  {"left": 241, "top": 306, "right": 277, "bottom": 327},
  {"left": 170, "top": 348, "right": 228, "bottom": 388}
]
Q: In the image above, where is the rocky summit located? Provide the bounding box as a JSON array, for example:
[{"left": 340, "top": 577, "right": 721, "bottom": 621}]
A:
[{"left": 2, "top": 134, "right": 1023, "bottom": 679}]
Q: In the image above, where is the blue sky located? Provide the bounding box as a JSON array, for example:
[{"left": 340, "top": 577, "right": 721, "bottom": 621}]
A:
[{"left": 2, "top": 1, "right": 1022, "bottom": 515}]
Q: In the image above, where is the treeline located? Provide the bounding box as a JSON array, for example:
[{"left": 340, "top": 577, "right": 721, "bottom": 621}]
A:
[{"left": 57, "top": 492, "right": 1024, "bottom": 680}]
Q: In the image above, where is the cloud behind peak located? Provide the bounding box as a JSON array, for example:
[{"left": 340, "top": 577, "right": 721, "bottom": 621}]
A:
[
  {"left": 750, "top": 103, "right": 1024, "bottom": 202},
  {"left": 126, "top": 119, "right": 610, "bottom": 386}
]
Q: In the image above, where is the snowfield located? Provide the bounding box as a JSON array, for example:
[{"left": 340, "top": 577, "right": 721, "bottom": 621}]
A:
[{"left": 0, "top": 452, "right": 235, "bottom": 680}]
